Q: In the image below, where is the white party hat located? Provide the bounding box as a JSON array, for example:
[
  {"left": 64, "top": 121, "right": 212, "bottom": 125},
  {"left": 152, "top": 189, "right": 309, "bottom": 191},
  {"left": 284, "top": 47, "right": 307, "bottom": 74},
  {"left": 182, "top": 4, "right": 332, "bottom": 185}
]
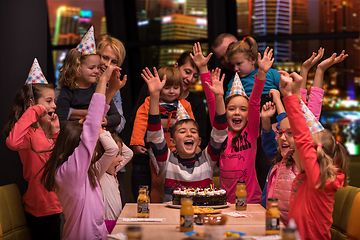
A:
[
  {"left": 176, "top": 102, "right": 191, "bottom": 122},
  {"left": 76, "top": 26, "right": 96, "bottom": 54},
  {"left": 227, "top": 72, "right": 247, "bottom": 98},
  {"left": 300, "top": 99, "right": 324, "bottom": 134},
  {"left": 25, "top": 58, "right": 48, "bottom": 85}
]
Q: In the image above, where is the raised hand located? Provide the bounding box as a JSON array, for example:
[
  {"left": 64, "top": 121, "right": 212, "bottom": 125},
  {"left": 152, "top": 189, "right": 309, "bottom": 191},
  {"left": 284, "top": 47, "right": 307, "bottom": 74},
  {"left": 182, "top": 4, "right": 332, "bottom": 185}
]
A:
[
  {"left": 269, "top": 89, "right": 281, "bottom": 103},
  {"left": 206, "top": 68, "right": 224, "bottom": 96},
  {"left": 257, "top": 47, "right": 274, "bottom": 74},
  {"left": 290, "top": 72, "right": 303, "bottom": 100},
  {"left": 279, "top": 70, "right": 293, "bottom": 97},
  {"left": 190, "top": 42, "right": 213, "bottom": 73},
  {"left": 141, "top": 67, "right": 166, "bottom": 95},
  {"left": 302, "top": 47, "right": 324, "bottom": 71},
  {"left": 261, "top": 101, "right": 276, "bottom": 119},
  {"left": 317, "top": 50, "right": 348, "bottom": 72}
]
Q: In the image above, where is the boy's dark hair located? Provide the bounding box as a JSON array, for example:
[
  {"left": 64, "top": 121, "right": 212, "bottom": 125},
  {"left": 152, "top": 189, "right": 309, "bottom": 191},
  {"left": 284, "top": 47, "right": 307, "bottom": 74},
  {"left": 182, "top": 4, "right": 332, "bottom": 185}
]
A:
[{"left": 170, "top": 119, "right": 199, "bottom": 138}]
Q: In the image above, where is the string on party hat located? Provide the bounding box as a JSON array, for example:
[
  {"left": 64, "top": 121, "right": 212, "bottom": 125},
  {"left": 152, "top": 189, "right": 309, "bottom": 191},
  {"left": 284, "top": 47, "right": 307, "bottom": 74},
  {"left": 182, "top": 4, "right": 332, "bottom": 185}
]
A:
[
  {"left": 76, "top": 26, "right": 96, "bottom": 54},
  {"left": 227, "top": 72, "right": 247, "bottom": 99},
  {"left": 25, "top": 58, "right": 48, "bottom": 85},
  {"left": 299, "top": 99, "right": 324, "bottom": 134},
  {"left": 176, "top": 101, "right": 191, "bottom": 122}
]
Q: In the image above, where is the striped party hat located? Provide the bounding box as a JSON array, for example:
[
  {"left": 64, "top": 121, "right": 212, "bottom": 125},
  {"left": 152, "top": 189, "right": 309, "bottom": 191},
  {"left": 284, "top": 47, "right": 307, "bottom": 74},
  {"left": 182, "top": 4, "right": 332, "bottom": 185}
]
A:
[
  {"left": 227, "top": 72, "right": 247, "bottom": 98},
  {"left": 300, "top": 99, "right": 324, "bottom": 134},
  {"left": 176, "top": 101, "right": 191, "bottom": 122},
  {"left": 76, "top": 26, "right": 96, "bottom": 54},
  {"left": 25, "top": 58, "right": 48, "bottom": 85}
]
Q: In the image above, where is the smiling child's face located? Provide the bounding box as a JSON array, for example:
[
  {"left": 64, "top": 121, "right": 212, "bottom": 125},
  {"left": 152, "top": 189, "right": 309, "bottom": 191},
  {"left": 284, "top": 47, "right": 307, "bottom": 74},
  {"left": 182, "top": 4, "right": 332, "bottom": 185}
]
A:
[
  {"left": 226, "top": 95, "right": 249, "bottom": 132},
  {"left": 171, "top": 121, "right": 201, "bottom": 159},
  {"left": 36, "top": 88, "right": 57, "bottom": 125},
  {"left": 277, "top": 118, "right": 296, "bottom": 157}
]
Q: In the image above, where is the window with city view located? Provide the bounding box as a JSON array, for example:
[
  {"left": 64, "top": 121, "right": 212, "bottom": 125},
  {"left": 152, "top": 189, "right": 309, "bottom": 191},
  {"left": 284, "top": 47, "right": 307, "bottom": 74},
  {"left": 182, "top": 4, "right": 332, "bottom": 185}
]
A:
[
  {"left": 236, "top": 0, "right": 360, "bottom": 155},
  {"left": 46, "top": 0, "right": 360, "bottom": 154},
  {"left": 47, "top": 0, "right": 106, "bottom": 84}
]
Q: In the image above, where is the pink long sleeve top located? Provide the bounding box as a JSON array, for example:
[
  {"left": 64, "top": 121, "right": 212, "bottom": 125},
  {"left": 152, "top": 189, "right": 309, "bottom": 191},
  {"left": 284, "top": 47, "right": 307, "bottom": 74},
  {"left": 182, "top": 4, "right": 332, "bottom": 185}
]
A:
[
  {"left": 284, "top": 94, "right": 344, "bottom": 240},
  {"left": 219, "top": 76, "right": 265, "bottom": 204},
  {"left": 6, "top": 105, "right": 62, "bottom": 217},
  {"left": 56, "top": 93, "right": 111, "bottom": 240}
]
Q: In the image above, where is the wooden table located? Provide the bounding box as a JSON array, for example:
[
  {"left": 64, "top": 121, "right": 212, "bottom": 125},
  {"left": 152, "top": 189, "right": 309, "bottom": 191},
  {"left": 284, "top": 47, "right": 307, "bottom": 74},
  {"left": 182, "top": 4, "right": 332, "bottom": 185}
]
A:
[{"left": 110, "top": 203, "right": 272, "bottom": 239}]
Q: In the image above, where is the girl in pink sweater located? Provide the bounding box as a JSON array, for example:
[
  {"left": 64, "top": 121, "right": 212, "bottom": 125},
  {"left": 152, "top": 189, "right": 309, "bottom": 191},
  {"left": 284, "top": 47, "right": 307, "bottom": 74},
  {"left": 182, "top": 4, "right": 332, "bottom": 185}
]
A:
[
  {"left": 5, "top": 59, "right": 62, "bottom": 240},
  {"left": 279, "top": 71, "right": 348, "bottom": 240},
  {"left": 41, "top": 63, "right": 125, "bottom": 239},
  {"left": 191, "top": 42, "right": 273, "bottom": 203}
]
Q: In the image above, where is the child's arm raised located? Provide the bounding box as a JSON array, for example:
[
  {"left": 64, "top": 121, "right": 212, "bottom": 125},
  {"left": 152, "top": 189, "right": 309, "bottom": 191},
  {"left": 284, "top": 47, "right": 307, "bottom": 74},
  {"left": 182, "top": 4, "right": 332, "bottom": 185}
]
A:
[
  {"left": 192, "top": 42, "right": 216, "bottom": 126},
  {"left": 191, "top": 42, "right": 212, "bottom": 74},
  {"left": 313, "top": 50, "right": 348, "bottom": 88},
  {"left": 261, "top": 101, "right": 276, "bottom": 132},
  {"left": 141, "top": 67, "right": 166, "bottom": 115},
  {"left": 278, "top": 70, "right": 303, "bottom": 101},
  {"left": 205, "top": 68, "right": 225, "bottom": 116},
  {"left": 270, "top": 89, "right": 285, "bottom": 115},
  {"left": 300, "top": 47, "right": 324, "bottom": 90},
  {"left": 306, "top": 50, "right": 348, "bottom": 120},
  {"left": 257, "top": 47, "right": 274, "bottom": 80}
]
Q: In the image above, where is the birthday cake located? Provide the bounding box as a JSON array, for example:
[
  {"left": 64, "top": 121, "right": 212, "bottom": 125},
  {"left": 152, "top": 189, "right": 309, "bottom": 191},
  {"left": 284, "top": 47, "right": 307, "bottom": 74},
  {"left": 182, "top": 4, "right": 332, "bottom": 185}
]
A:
[{"left": 172, "top": 187, "right": 227, "bottom": 206}]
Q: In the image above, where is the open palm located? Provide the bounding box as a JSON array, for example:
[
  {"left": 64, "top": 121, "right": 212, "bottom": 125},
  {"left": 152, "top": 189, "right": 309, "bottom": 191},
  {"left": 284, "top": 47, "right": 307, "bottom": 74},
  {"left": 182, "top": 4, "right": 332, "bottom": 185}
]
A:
[
  {"left": 141, "top": 67, "right": 166, "bottom": 94},
  {"left": 257, "top": 47, "right": 274, "bottom": 73}
]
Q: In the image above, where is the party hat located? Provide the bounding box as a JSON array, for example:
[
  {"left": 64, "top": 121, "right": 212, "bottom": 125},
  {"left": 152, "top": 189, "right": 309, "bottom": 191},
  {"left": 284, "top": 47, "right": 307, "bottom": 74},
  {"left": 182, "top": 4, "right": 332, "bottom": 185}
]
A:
[
  {"left": 25, "top": 58, "right": 48, "bottom": 85},
  {"left": 300, "top": 99, "right": 324, "bottom": 134},
  {"left": 176, "top": 101, "right": 191, "bottom": 122},
  {"left": 227, "top": 72, "right": 247, "bottom": 98},
  {"left": 76, "top": 26, "right": 96, "bottom": 54}
]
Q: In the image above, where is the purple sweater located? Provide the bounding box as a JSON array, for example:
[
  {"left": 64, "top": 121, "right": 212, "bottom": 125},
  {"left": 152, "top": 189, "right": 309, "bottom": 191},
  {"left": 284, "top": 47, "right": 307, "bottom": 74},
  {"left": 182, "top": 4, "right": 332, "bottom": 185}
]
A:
[{"left": 56, "top": 93, "right": 110, "bottom": 240}]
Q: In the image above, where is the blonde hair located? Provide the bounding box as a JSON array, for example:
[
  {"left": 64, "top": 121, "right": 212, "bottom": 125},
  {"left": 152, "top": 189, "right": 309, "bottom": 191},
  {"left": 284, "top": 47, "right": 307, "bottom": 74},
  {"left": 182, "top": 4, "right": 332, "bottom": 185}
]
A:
[
  {"left": 158, "top": 66, "right": 183, "bottom": 97},
  {"left": 225, "top": 36, "right": 258, "bottom": 66},
  {"left": 96, "top": 34, "right": 126, "bottom": 67},
  {"left": 312, "top": 129, "right": 349, "bottom": 190},
  {"left": 58, "top": 48, "right": 99, "bottom": 90}
]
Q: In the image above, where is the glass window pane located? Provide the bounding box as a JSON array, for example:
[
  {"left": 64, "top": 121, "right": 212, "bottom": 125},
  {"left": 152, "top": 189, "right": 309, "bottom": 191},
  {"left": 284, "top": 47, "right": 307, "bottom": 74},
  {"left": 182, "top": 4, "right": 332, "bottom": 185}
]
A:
[
  {"left": 237, "top": 0, "right": 360, "bottom": 35},
  {"left": 47, "top": 0, "right": 106, "bottom": 46},
  {"left": 136, "top": 0, "right": 208, "bottom": 42}
]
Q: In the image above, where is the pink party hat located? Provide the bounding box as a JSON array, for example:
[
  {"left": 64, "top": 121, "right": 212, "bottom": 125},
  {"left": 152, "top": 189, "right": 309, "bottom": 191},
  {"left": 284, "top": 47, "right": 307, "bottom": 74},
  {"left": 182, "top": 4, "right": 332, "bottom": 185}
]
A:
[
  {"left": 300, "top": 99, "right": 324, "bottom": 134},
  {"left": 176, "top": 102, "right": 191, "bottom": 122},
  {"left": 76, "top": 26, "right": 96, "bottom": 54},
  {"left": 227, "top": 72, "right": 247, "bottom": 98},
  {"left": 25, "top": 58, "right": 48, "bottom": 85}
]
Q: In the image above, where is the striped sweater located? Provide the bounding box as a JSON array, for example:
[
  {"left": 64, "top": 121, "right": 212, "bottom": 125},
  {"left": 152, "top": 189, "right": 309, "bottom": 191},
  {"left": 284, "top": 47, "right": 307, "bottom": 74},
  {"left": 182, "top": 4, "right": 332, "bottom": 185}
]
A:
[{"left": 147, "top": 113, "right": 228, "bottom": 201}]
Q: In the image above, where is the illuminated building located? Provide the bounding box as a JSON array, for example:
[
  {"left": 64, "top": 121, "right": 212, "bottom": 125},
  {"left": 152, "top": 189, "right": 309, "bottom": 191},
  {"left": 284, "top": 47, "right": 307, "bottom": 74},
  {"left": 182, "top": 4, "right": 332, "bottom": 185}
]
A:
[
  {"left": 253, "top": 0, "right": 292, "bottom": 61},
  {"left": 159, "top": 13, "right": 207, "bottom": 66},
  {"left": 319, "top": 0, "right": 360, "bottom": 100},
  {"left": 53, "top": 6, "right": 93, "bottom": 45},
  {"left": 237, "top": 0, "right": 252, "bottom": 35}
]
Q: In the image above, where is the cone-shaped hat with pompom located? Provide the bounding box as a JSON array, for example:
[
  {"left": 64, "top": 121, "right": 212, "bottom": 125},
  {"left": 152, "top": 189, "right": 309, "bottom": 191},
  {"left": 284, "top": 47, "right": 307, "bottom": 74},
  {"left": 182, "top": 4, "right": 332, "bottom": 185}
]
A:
[
  {"left": 300, "top": 99, "right": 324, "bottom": 134},
  {"left": 76, "top": 26, "right": 96, "bottom": 54},
  {"left": 176, "top": 101, "right": 191, "bottom": 122},
  {"left": 227, "top": 72, "right": 247, "bottom": 98},
  {"left": 25, "top": 58, "right": 48, "bottom": 85}
]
